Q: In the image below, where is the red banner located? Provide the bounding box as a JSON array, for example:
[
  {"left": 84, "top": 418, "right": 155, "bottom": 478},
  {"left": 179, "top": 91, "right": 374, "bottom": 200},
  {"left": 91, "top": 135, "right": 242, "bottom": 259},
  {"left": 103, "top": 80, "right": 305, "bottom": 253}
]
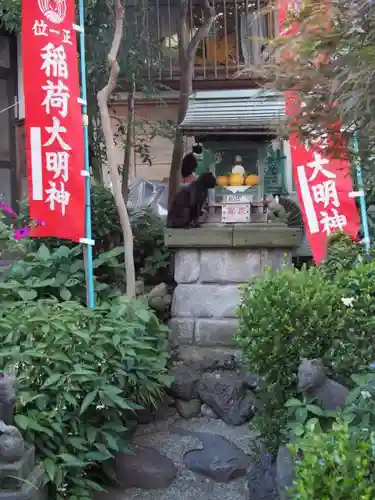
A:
[
  {"left": 22, "top": 0, "right": 85, "bottom": 242},
  {"left": 278, "top": 1, "right": 360, "bottom": 264}
]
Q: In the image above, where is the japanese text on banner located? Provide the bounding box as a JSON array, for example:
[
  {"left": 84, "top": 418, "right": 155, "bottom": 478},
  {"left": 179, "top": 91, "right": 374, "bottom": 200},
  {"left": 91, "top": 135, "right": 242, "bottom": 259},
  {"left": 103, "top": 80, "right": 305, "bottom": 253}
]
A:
[
  {"left": 22, "top": 0, "right": 85, "bottom": 242},
  {"left": 278, "top": 0, "right": 360, "bottom": 264}
]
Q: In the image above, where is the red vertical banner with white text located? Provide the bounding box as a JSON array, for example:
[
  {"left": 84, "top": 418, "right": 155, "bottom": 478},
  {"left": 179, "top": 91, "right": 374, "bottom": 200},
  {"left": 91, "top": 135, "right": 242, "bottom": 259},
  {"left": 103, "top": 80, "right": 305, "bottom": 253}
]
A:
[
  {"left": 22, "top": 0, "right": 85, "bottom": 242},
  {"left": 277, "top": 1, "right": 360, "bottom": 264}
]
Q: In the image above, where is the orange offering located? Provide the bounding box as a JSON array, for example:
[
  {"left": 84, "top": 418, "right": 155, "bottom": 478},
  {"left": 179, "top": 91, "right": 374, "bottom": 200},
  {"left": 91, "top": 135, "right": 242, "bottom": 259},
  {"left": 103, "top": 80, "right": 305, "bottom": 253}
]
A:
[
  {"left": 229, "top": 173, "right": 244, "bottom": 186},
  {"left": 245, "top": 175, "right": 260, "bottom": 186},
  {"left": 216, "top": 175, "right": 229, "bottom": 187}
]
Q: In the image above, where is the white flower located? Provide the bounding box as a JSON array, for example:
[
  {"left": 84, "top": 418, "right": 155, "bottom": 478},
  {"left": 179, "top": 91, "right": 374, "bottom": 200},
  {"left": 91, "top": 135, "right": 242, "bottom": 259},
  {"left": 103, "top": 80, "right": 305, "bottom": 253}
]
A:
[
  {"left": 361, "top": 390, "right": 371, "bottom": 400},
  {"left": 341, "top": 297, "right": 355, "bottom": 307}
]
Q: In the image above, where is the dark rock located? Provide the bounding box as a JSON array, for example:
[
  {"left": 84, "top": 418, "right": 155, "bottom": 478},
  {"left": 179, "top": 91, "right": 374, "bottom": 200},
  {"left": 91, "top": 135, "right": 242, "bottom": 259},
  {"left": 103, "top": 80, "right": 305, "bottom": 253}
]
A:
[
  {"left": 276, "top": 445, "right": 294, "bottom": 500},
  {"left": 171, "top": 427, "right": 249, "bottom": 483},
  {"left": 114, "top": 447, "right": 177, "bottom": 489},
  {"left": 198, "top": 372, "right": 256, "bottom": 425},
  {"left": 201, "top": 404, "right": 219, "bottom": 419},
  {"left": 200, "top": 353, "right": 238, "bottom": 372},
  {"left": 169, "top": 365, "right": 201, "bottom": 401},
  {"left": 135, "top": 408, "right": 154, "bottom": 425},
  {"left": 176, "top": 399, "right": 201, "bottom": 419},
  {"left": 247, "top": 452, "right": 279, "bottom": 500},
  {"left": 153, "top": 394, "right": 177, "bottom": 421}
]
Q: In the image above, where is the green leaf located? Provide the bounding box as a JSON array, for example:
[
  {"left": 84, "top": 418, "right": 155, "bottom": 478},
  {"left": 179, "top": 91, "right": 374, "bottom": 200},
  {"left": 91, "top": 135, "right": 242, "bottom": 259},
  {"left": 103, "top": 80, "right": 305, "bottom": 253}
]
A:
[
  {"left": 58, "top": 454, "right": 88, "bottom": 467},
  {"left": 85, "top": 451, "right": 110, "bottom": 462},
  {"left": 18, "top": 288, "right": 38, "bottom": 300},
  {"left": 37, "top": 245, "right": 51, "bottom": 261},
  {"left": 42, "top": 373, "right": 64, "bottom": 389},
  {"left": 86, "top": 427, "right": 97, "bottom": 444},
  {"left": 103, "top": 432, "right": 119, "bottom": 452},
  {"left": 14, "top": 414, "right": 32, "bottom": 430},
  {"left": 59, "top": 287, "right": 72, "bottom": 301},
  {"left": 306, "top": 404, "right": 325, "bottom": 416},
  {"left": 136, "top": 308, "right": 150, "bottom": 323},
  {"left": 290, "top": 422, "right": 305, "bottom": 437},
  {"left": 295, "top": 407, "right": 308, "bottom": 423},
  {"left": 80, "top": 390, "right": 98, "bottom": 415},
  {"left": 285, "top": 398, "right": 303, "bottom": 408},
  {"left": 44, "top": 458, "right": 57, "bottom": 481}
]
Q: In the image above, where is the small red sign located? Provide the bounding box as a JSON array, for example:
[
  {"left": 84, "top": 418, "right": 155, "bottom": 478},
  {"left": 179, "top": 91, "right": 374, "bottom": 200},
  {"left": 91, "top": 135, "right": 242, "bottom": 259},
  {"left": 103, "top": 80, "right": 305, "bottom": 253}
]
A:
[{"left": 22, "top": 0, "right": 85, "bottom": 242}]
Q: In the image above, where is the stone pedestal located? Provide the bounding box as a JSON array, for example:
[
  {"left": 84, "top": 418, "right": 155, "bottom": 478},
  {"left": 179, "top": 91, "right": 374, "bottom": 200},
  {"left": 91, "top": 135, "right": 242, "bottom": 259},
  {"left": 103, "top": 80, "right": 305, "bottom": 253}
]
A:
[
  {"left": 166, "top": 224, "right": 301, "bottom": 347},
  {"left": 0, "top": 444, "right": 47, "bottom": 500}
]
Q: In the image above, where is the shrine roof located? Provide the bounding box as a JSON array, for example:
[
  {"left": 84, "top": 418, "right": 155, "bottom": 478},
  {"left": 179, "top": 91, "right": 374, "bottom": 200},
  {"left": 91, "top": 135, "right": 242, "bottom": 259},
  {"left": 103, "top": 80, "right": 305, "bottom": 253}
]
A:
[{"left": 179, "top": 89, "right": 285, "bottom": 135}]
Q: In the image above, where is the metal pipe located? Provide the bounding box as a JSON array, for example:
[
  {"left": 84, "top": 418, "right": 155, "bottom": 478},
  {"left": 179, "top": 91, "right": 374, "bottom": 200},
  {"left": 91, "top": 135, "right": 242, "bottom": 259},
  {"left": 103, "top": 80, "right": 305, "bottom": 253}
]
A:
[
  {"left": 353, "top": 134, "right": 371, "bottom": 253},
  {"left": 78, "top": 0, "right": 95, "bottom": 309}
]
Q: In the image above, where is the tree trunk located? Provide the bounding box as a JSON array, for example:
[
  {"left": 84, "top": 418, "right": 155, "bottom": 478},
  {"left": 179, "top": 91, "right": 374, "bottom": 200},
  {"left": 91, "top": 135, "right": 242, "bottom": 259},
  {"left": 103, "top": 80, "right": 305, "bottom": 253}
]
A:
[
  {"left": 97, "top": 0, "right": 136, "bottom": 297},
  {"left": 168, "top": 0, "right": 214, "bottom": 207},
  {"left": 122, "top": 75, "right": 135, "bottom": 203}
]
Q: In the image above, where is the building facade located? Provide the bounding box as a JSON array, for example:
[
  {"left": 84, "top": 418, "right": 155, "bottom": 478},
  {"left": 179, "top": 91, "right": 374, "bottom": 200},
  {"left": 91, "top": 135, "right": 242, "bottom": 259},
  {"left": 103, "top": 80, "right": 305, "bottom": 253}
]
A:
[{"left": 1, "top": 0, "right": 298, "bottom": 209}]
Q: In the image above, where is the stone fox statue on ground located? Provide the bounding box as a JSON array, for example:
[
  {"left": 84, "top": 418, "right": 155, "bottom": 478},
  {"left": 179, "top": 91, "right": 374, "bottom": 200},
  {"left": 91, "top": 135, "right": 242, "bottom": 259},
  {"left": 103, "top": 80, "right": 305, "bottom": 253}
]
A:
[{"left": 167, "top": 172, "right": 216, "bottom": 229}]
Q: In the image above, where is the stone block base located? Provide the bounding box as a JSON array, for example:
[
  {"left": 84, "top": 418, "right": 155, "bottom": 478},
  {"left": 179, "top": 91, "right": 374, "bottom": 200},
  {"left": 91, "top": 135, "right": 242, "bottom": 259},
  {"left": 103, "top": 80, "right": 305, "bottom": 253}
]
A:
[
  {"left": 169, "top": 318, "right": 238, "bottom": 346},
  {"left": 169, "top": 230, "right": 296, "bottom": 348}
]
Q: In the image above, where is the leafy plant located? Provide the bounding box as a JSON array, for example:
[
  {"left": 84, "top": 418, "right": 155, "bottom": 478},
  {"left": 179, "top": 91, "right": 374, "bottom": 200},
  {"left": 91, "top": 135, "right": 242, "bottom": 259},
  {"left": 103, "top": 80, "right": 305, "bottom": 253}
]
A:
[
  {"left": 18, "top": 186, "right": 171, "bottom": 286},
  {"left": 283, "top": 396, "right": 332, "bottom": 442},
  {"left": 0, "top": 244, "right": 124, "bottom": 305},
  {"left": 288, "top": 418, "right": 375, "bottom": 500},
  {"left": 0, "top": 296, "right": 171, "bottom": 499},
  {"left": 235, "top": 264, "right": 375, "bottom": 452},
  {"left": 340, "top": 370, "right": 375, "bottom": 432}
]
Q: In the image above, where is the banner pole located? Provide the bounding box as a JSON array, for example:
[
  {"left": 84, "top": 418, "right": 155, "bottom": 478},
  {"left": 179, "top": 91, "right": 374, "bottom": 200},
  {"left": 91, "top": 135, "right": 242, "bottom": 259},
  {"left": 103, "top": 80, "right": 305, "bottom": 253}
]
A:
[
  {"left": 78, "top": 0, "right": 95, "bottom": 309},
  {"left": 353, "top": 134, "right": 371, "bottom": 254}
]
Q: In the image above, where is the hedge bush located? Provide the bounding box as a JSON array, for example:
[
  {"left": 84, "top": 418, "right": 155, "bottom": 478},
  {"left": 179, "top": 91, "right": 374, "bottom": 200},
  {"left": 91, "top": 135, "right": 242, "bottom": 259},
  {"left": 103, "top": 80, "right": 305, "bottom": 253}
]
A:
[
  {"left": 288, "top": 418, "right": 374, "bottom": 499},
  {"left": 0, "top": 296, "right": 171, "bottom": 500},
  {"left": 235, "top": 263, "right": 375, "bottom": 452}
]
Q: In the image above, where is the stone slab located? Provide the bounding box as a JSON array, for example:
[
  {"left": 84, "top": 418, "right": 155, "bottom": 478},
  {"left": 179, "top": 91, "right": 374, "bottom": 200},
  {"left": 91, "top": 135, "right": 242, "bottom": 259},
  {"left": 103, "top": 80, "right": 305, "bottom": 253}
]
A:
[
  {"left": 0, "top": 464, "right": 47, "bottom": 500},
  {"left": 233, "top": 225, "right": 302, "bottom": 248},
  {"left": 174, "top": 250, "right": 200, "bottom": 284},
  {"left": 261, "top": 249, "right": 292, "bottom": 270},
  {"left": 165, "top": 228, "right": 233, "bottom": 248},
  {"left": 199, "top": 250, "right": 261, "bottom": 283},
  {"left": 195, "top": 319, "right": 238, "bottom": 346},
  {"left": 172, "top": 285, "right": 240, "bottom": 318},
  {"left": 0, "top": 445, "right": 35, "bottom": 483},
  {"left": 169, "top": 318, "right": 195, "bottom": 345}
]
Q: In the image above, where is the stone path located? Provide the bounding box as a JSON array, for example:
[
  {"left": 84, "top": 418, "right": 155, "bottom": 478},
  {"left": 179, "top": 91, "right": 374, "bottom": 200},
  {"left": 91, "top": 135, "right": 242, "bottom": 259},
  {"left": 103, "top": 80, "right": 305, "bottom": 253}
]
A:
[{"left": 93, "top": 414, "right": 256, "bottom": 500}]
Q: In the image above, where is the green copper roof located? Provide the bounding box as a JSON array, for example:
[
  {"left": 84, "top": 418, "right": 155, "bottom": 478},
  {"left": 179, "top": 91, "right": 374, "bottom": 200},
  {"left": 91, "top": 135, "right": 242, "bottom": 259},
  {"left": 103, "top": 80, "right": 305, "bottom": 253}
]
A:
[{"left": 179, "top": 89, "right": 285, "bottom": 135}]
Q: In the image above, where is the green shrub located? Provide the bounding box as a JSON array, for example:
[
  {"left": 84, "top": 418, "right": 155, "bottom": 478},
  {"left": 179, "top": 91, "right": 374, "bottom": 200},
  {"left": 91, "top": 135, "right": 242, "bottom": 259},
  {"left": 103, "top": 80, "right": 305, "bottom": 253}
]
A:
[
  {"left": 288, "top": 418, "right": 375, "bottom": 499},
  {"left": 235, "top": 264, "right": 375, "bottom": 452},
  {"left": 0, "top": 244, "right": 123, "bottom": 305},
  {"left": 0, "top": 296, "right": 171, "bottom": 500},
  {"left": 321, "top": 231, "right": 365, "bottom": 276}
]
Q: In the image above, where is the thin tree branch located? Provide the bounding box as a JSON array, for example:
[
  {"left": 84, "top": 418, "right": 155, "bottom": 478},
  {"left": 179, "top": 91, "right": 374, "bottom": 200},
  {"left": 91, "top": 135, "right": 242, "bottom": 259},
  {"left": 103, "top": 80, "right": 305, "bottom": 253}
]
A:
[{"left": 97, "top": 0, "right": 136, "bottom": 298}]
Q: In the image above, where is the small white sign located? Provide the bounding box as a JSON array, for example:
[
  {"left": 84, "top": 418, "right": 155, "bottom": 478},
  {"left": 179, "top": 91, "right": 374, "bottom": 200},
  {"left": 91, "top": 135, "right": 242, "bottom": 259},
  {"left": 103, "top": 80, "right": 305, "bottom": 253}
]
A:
[
  {"left": 223, "top": 194, "right": 253, "bottom": 203},
  {"left": 221, "top": 204, "right": 251, "bottom": 224}
]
